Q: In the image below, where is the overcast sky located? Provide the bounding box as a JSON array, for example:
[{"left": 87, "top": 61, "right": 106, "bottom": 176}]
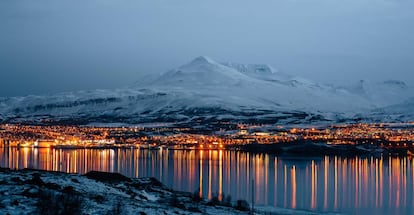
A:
[{"left": 1, "top": 0, "right": 413, "bottom": 97}]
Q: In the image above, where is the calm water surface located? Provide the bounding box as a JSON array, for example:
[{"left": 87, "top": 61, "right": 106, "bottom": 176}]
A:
[{"left": 1, "top": 147, "right": 413, "bottom": 214}]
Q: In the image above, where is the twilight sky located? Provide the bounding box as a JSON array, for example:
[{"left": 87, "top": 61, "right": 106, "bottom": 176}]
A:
[{"left": 0, "top": 0, "right": 413, "bottom": 97}]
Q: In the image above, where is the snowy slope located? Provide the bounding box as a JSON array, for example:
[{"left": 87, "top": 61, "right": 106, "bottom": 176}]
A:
[
  {"left": 341, "top": 80, "right": 412, "bottom": 107},
  {"left": 0, "top": 56, "right": 412, "bottom": 124},
  {"left": 368, "top": 97, "right": 414, "bottom": 122},
  {"left": 223, "top": 62, "right": 319, "bottom": 88},
  {"left": 0, "top": 169, "right": 252, "bottom": 215}
]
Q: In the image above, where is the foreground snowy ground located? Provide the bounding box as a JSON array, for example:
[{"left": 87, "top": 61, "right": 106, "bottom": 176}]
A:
[
  {"left": 0, "top": 168, "right": 252, "bottom": 215},
  {"left": 0, "top": 168, "right": 339, "bottom": 215}
]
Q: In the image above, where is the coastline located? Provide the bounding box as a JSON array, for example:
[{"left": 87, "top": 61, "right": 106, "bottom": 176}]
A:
[{"left": 6, "top": 141, "right": 413, "bottom": 157}]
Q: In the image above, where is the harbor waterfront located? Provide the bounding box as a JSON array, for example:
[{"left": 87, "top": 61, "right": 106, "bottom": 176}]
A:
[
  {"left": 1, "top": 123, "right": 414, "bottom": 149},
  {"left": 1, "top": 147, "right": 413, "bottom": 214}
]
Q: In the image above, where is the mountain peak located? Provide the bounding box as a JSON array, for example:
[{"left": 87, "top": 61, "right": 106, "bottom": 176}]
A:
[
  {"left": 188, "top": 56, "right": 217, "bottom": 65},
  {"left": 177, "top": 56, "right": 224, "bottom": 72},
  {"left": 150, "top": 56, "right": 250, "bottom": 86}
]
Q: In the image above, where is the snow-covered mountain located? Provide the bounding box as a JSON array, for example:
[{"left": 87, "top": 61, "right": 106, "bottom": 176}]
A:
[
  {"left": 142, "top": 56, "right": 373, "bottom": 112},
  {"left": 341, "top": 79, "right": 411, "bottom": 107},
  {"left": 368, "top": 97, "right": 414, "bottom": 122},
  {"left": 0, "top": 56, "right": 412, "bottom": 125}
]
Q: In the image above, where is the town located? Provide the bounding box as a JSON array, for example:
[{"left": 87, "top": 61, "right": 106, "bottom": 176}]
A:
[{"left": 1, "top": 123, "right": 414, "bottom": 153}]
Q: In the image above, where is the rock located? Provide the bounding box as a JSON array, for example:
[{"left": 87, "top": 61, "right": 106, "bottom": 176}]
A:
[
  {"left": 84, "top": 171, "right": 131, "bottom": 183},
  {"left": 25, "top": 173, "right": 45, "bottom": 186}
]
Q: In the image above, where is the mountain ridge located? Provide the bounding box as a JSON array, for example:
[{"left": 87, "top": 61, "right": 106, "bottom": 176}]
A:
[{"left": 0, "top": 56, "right": 412, "bottom": 125}]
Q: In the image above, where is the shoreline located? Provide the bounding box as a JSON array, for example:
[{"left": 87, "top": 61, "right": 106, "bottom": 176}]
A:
[{"left": 4, "top": 141, "right": 413, "bottom": 157}]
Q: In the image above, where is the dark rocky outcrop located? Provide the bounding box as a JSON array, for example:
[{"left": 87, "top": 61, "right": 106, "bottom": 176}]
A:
[{"left": 84, "top": 171, "right": 132, "bottom": 183}]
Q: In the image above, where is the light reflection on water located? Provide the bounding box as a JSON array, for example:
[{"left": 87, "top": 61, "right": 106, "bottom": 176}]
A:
[{"left": 0, "top": 147, "right": 413, "bottom": 214}]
